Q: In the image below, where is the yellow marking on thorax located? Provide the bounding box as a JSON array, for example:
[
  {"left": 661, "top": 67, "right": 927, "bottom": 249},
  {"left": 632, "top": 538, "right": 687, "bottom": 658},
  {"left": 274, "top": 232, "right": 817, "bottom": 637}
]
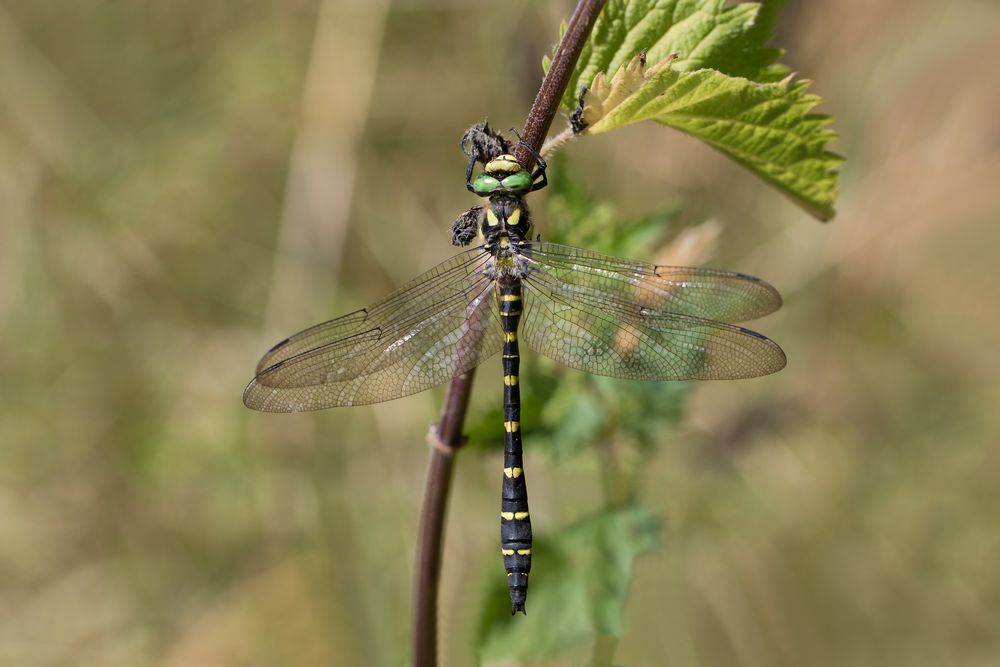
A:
[
  {"left": 504, "top": 375, "right": 519, "bottom": 386},
  {"left": 504, "top": 421, "right": 520, "bottom": 432},
  {"left": 499, "top": 237, "right": 509, "bottom": 248},
  {"left": 503, "top": 467, "right": 523, "bottom": 478},
  {"left": 486, "top": 209, "right": 499, "bottom": 226},
  {"left": 508, "top": 207, "right": 521, "bottom": 226}
]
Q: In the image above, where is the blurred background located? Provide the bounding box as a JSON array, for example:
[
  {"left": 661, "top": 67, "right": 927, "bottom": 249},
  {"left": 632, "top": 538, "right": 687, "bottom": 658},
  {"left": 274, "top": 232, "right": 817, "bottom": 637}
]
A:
[{"left": 1, "top": 1, "right": 998, "bottom": 665}]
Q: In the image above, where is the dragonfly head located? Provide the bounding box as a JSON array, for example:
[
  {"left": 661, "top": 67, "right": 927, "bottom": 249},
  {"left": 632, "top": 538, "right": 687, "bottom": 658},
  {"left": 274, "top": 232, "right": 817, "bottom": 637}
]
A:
[{"left": 471, "top": 154, "right": 534, "bottom": 197}]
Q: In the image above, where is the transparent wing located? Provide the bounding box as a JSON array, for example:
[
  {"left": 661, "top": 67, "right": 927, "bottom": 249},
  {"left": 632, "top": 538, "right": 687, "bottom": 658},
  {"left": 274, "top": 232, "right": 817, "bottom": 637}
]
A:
[
  {"left": 521, "top": 253, "right": 786, "bottom": 381},
  {"left": 524, "top": 242, "right": 782, "bottom": 323},
  {"left": 244, "top": 249, "right": 502, "bottom": 412},
  {"left": 255, "top": 248, "right": 490, "bottom": 372}
]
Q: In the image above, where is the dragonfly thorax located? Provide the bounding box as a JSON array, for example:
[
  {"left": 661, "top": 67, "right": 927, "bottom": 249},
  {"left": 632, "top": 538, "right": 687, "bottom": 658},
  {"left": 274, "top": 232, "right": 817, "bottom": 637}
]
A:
[
  {"left": 479, "top": 195, "right": 532, "bottom": 247},
  {"left": 479, "top": 196, "right": 532, "bottom": 278}
]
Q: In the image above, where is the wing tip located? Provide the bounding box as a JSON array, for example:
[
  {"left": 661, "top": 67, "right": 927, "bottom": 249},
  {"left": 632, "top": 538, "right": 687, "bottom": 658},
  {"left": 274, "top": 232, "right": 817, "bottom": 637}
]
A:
[
  {"left": 242, "top": 376, "right": 267, "bottom": 412},
  {"left": 763, "top": 279, "right": 784, "bottom": 314},
  {"left": 243, "top": 375, "right": 301, "bottom": 413},
  {"left": 254, "top": 338, "right": 290, "bottom": 374},
  {"left": 242, "top": 378, "right": 312, "bottom": 413},
  {"left": 737, "top": 326, "right": 787, "bottom": 377},
  {"left": 744, "top": 273, "right": 784, "bottom": 321},
  {"left": 267, "top": 336, "right": 291, "bottom": 354}
]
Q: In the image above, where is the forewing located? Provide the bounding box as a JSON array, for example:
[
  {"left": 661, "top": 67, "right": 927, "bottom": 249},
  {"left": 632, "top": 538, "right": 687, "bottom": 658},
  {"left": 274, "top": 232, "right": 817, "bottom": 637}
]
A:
[
  {"left": 255, "top": 249, "right": 491, "bottom": 372},
  {"left": 244, "top": 250, "right": 502, "bottom": 411},
  {"left": 525, "top": 242, "right": 781, "bottom": 323},
  {"left": 521, "top": 263, "right": 785, "bottom": 381}
]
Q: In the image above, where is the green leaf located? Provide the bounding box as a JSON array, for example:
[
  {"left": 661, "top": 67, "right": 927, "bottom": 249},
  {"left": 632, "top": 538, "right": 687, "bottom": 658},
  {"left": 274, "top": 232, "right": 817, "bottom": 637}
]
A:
[
  {"left": 547, "top": 0, "right": 840, "bottom": 219},
  {"left": 464, "top": 364, "right": 608, "bottom": 459},
  {"left": 561, "top": 0, "right": 787, "bottom": 113},
  {"left": 582, "top": 55, "right": 841, "bottom": 219},
  {"left": 464, "top": 362, "right": 560, "bottom": 453},
  {"left": 544, "top": 158, "right": 681, "bottom": 254},
  {"left": 538, "top": 375, "right": 606, "bottom": 457},
  {"left": 474, "top": 507, "right": 662, "bottom": 661},
  {"left": 590, "top": 375, "right": 690, "bottom": 451}
]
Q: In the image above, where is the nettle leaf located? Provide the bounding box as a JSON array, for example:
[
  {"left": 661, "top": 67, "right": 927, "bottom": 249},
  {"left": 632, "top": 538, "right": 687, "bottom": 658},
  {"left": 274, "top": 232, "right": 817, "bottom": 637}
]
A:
[
  {"left": 582, "top": 52, "right": 678, "bottom": 128},
  {"left": 545, "top": 0, "right": 841, "bottom": 219},
  {"left": 558, "top": 0, "right": 786, "bottom": 113},
  {"left": 475, "top": 507, "right": 662, "bottom": 661},
  {"left": 590, "top": 375, "right": 690, "bottom": 451},
  {"left": 581, "top": 53, "right": 841, "bottom": 219}
]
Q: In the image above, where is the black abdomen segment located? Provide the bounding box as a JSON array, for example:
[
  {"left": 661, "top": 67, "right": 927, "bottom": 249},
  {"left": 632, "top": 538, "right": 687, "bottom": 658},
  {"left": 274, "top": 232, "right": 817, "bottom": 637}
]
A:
[{"left": 498, "top": 279, "right": 532, "bottom": 614}]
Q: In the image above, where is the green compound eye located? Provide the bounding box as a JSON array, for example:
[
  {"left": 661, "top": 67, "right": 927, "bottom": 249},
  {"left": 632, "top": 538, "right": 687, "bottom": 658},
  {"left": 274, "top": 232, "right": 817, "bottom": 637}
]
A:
[
  {"left": 500, "top": 171, "right": 532, "bottom": 192},
  {"left": 473, "top": 174, "right": 501, "bottom": 195}
]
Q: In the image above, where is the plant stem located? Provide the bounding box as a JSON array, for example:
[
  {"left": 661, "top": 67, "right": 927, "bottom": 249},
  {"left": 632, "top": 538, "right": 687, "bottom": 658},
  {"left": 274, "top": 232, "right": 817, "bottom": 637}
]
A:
[
  {"left": 412, "top": 371, "right": 475, "bottom": 667},
  {"left": 515, "top": 0, "right": 605, "bottom": 168},
  {"left": 541, "top": 126, "right": 576, "bottom": 159},
  {"left": 411, "top": 2, "right": 606, "bottom": 666}
]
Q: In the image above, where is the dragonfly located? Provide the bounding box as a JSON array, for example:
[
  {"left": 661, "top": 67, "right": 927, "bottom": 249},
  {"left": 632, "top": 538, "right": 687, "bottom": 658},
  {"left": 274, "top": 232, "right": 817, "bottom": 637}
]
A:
[{"left": 243, "top": 123, "right": 786, "bottom": 614}]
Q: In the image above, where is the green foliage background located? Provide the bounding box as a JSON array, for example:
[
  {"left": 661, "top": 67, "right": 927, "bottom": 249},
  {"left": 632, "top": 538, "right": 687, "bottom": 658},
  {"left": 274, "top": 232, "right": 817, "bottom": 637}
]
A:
[{"left": 1, "top": 1, "right": 998, "bottom": 666}]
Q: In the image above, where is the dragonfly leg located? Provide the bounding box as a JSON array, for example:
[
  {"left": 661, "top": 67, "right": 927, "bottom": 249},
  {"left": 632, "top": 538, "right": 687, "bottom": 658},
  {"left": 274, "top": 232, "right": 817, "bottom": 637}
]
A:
[
  {"left": 464, "top": 152, "right": 478, "bottom": 193},
  {"left": 509, "top": 127, "right": 549, "bottom": 192}
]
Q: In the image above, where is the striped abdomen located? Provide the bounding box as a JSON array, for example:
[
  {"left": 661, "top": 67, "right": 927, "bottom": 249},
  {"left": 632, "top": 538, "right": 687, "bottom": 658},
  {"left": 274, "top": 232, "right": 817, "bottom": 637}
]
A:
[{"left": 497, "top": 278, "right": 531, "bottom": 614}]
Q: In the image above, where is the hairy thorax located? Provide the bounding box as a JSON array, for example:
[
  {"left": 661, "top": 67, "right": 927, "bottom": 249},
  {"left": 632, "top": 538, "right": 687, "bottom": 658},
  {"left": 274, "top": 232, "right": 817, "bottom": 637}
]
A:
[{"left": 481, "top": 195, "right": 533, "bottom": 280}]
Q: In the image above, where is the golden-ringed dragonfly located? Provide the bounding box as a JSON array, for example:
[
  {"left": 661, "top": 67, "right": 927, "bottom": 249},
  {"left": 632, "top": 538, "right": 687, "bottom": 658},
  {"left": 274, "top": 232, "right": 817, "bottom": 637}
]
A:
[{"left": 244, "top": 123, "right": 786, "bottom": 614}]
